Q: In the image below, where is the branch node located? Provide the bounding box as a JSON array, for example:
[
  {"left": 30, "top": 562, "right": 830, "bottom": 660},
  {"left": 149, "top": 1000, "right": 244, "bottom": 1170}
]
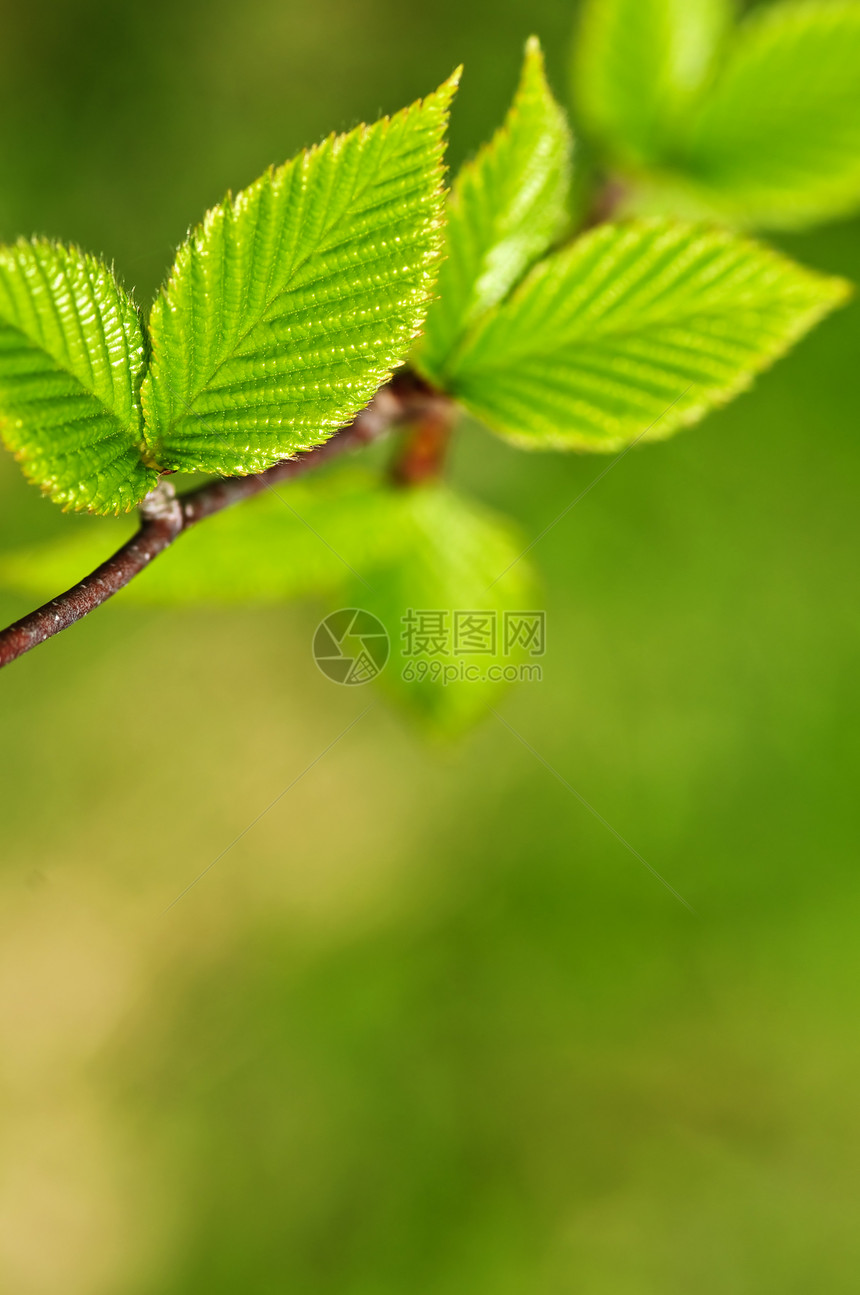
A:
[{"left": 139, "top": 479, "right": 183, "bottom": 534}]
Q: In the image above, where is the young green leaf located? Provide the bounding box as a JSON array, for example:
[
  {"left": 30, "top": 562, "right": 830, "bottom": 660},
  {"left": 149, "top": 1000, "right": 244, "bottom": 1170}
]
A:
[
  {"left": 142, "top": 74, "right": 459, "bottom": 477},
  {"left": 416, "top": 37, "right": 572, "bottom": 383},
  {"left": 442, "top": 219, "right": 849, "bottom": 451},
  {"left": 681, "top": 1, "right": 860, "bottom": 229},
  {"left": 0, "top": 239, "right": 156, "bottom": 513},
  {"left": 574, "top": 0, "right": 733, "bottom": 170}
]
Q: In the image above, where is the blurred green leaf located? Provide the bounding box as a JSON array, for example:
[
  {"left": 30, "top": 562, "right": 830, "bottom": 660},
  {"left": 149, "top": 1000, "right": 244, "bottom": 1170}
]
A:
[
  {"left": 574, "top": 0, "right": 733, "bottom": 170},
  {"left": 0, "top": 468, "right": 402, "bottom": 604},
  {"left": 0, "top": 517, "right": 131, "bottom": 602},
  {"left": 133, "top": 469, "right": 413, "bottom": 603},
  {"left": 681, "top": 1, "right": 860, "bottom": 229},
  {"left": 441, "top": 219, "right": 850, "bottom": 451},
  {"left": 0, "top": 239, "right": 156, "bottom": 514},
  {"left": 575, "top": 0, "right": 860, "bottom": 231},
  {"left": 343, "top": 485, "right": 539, "bottom": 735},
  {"left": 416, "top": 37, "right": 572, "bottom": 383},
  {"left": 141, "top": 74, "right": 460, "bottom": 476},
  {"left": 0, "top": 467, "right": 537, "bottom": 734}
]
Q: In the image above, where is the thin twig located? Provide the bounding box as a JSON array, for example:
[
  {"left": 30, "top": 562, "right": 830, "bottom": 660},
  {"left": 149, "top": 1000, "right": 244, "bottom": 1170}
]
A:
[
  {"left": 581, "top": 175, "right": 631, "bottom": 231},
  {"left": 0, "top": 488, "right": 184, "bottom": 668},
  {"left": 0, "top": 374, "right": 444, "bottom": 670}
]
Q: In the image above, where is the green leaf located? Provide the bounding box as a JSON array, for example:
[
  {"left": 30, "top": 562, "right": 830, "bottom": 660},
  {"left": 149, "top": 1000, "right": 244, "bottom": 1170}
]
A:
[
  {"left": 129, "top": 471, "right": 397, "bottom": 604},
  {"left": 127, "top": 469, "right": 414, "bottom": 603},
  {"left": 574, "top": 0, "right": 860, "bottom": 231},
  {"left": 0, "top": 239, "right": 156, "bottom": 513},
  {"left": 0, "top": 520, "right": 130, "bottom": 603},
  {"left": 680, "top": 1, "right": 860, "bottom": 229},
  {"left": 340, "top": 486, "right": 539, "bottom": 735},
  {"left": 141, "top": 74, "right": 460, "bottom": 477},
  {"left": 416, "top": 37, "right": 572, "bottom": 383},
  {"left": 574, "top": 0, "right": 733, "bottom": 170},
  {"left": 441, "top": 219, "right": 850, "bottom": 451}
]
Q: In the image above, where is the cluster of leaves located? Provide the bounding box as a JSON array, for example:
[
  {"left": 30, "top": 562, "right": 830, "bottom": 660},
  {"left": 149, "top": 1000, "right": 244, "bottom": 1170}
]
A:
[
  {"left": 0, "top": 1, "right": 856, "bottom": 729},
  {"left": 415, "top": 33, "right": 850, "bottom": 453},
  {"left": 0, "top": 75, "right": 459, "bottom": 513}
]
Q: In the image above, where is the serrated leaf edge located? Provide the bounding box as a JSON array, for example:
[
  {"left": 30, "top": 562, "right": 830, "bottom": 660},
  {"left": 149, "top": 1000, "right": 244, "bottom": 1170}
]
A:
[
  {"left": 142, "top": 71, "right": 462, "bottom": 475},
  {"left": 449, "top": 218, "right": 853, "bottom": 452},
  {"left": 0, "top": 236, "right": 156, "bottom": 514}
]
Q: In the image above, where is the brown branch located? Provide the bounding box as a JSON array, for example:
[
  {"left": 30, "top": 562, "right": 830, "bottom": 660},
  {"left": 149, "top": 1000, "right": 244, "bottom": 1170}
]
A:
[
  {"left": 390, "top": 380, "right": 456, "bottom": 487},
  {"left": 0, "top": 487, "right": 184, "bottom": 668},
  {"left": 0, "top": 374, "right": 445, "bottom": 670},
  {"left": 581, "top": 175, "right": 630, "bottom": 231}
]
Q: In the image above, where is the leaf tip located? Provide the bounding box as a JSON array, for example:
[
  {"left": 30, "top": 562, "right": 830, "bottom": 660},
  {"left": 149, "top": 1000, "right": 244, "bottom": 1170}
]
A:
[
  {"left": 523, "top": 34, "right": 543, "bottom": 62},
  {"left": 825, "top": 273, "right": 854, "bottom": 310},
  {"left": 433, "top": 65, "right": 463, "bottom": 109}
]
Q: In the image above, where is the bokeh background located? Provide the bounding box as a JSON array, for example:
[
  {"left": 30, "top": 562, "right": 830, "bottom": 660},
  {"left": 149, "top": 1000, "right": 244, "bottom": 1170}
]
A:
[{"left": 1, "top": 0, "right": 858, "bottom": 1291}]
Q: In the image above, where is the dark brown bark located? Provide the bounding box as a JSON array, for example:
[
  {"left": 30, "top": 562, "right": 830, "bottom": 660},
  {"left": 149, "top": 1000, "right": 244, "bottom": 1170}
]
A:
[
  {"left": 0, "top": 491, "right": 184, "bottom": 668},
  {"left": 581, "top": 175, "right": 630, "bottom": 230}
]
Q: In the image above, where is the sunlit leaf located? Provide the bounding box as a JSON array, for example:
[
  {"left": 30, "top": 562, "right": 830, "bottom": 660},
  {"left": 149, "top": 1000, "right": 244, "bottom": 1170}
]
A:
[
  {"left": 442, "top": 219, "right": 850, "bottom": 451},
  {"left": 142, "top": 75, "right": 459, "bottom": 476},
  {"left": 0, "top": 239, "right": 156, "bottom": 513},
  {"left": 417, "top": 37, "right": 572, "bottom": 382}
]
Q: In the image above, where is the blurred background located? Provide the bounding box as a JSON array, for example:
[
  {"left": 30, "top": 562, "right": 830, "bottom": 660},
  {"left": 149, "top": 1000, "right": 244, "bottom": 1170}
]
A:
[{"left": 0, "top": 0, "right": 858, "bottom": 1291}]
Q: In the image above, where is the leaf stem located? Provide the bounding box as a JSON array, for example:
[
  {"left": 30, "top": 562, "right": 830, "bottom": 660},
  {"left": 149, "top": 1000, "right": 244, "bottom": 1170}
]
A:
[
  {"left": 0, "top": 374, "right": 445, "bottom": 670},
  {"left": 390, "top": 379, "right": 457, "bottom": 487},
  {"left": 582, "top": 175, "right": 630, "bottom": 229}
]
